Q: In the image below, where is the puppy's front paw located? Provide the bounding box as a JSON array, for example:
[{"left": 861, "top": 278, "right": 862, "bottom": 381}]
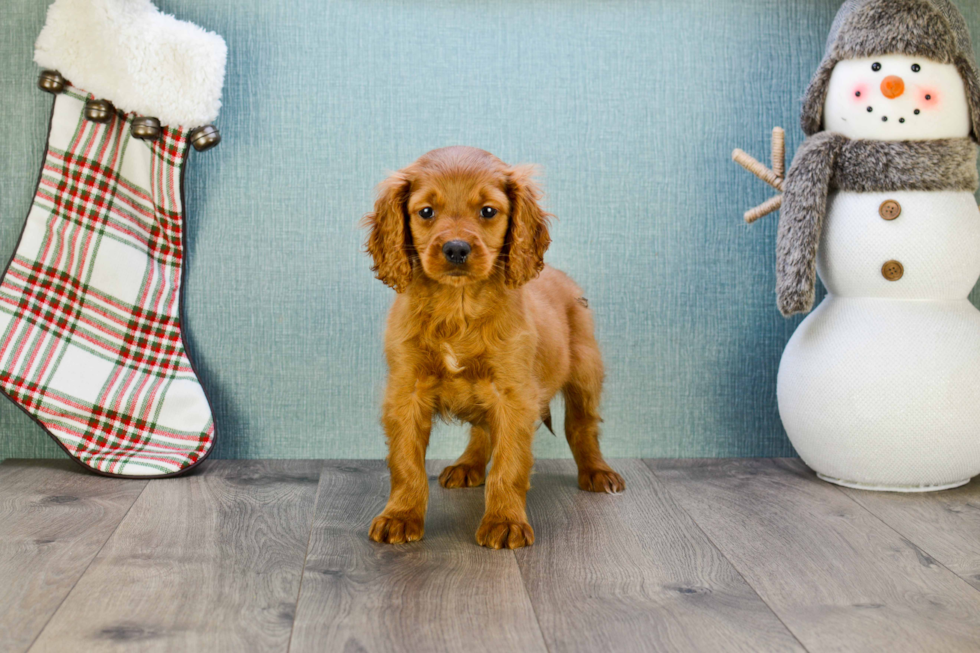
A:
[
  {"left": 369, "top": 513, "right": 424, "bottom": 544},
  {"left": 579, "top": 468, "right": 626, "bottom": 494},
  {"left": 476, "top": 517, "right": 535, "bottom": 549},
  {"left": 438, "top": 463, "right": 486, "bottom": 488}
]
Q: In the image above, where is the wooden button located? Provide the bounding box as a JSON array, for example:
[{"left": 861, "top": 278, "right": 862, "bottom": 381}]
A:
[
  {"left": 879, "top": 199, "right": 901, "bottom": 221},
  {"left": 881, "top": 260, "right": 904, "bottom": 281}
]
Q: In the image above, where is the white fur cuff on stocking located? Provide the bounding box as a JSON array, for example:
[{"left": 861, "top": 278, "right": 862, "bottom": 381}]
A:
[{"left": 34, "top": 0, "right": 227, "bottom": 128}]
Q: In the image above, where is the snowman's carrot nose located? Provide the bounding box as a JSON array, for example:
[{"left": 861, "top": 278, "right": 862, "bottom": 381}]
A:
[{"left": 881, "top": 76, "right": 905, "bottom": 99}]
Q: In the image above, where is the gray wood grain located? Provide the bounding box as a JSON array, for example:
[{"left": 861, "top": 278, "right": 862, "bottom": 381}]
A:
[
  {"left": 835, "top": 478, "right": 980, "bottom": 591},
  {"left": 290, "top": 460, "right": 548, "bottom": 653},
  {"left": 28, "top": 460, "right": 320, "bottom": 653},
  {"left": 0, "top": 460, "right": 146, "bottom": 653},
  {"left": 648, "top": 458, "right": 980, "bottom": 652},
  {"left": 515, "top": 459, "right": 804, "bottom": 653}
]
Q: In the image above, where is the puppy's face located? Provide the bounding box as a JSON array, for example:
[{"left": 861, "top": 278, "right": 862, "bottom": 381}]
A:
[
  {"left": 406, "top": 161, "right": 510, "bottom": 286},
  {"left": 365, "top": 146, "right": 551, "bottom": 292}
]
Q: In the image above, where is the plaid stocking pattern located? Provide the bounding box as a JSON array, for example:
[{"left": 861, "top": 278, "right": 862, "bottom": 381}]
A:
[{"left": 0, "top": 86, "right": 216, "bottom": 477}]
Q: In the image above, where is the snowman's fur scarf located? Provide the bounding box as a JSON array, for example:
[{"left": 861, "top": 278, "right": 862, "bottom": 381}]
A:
[
  {"left": 777, "top": 134, "right": 979, "bottom": 316},
  {"left": 801, "top": 0, "right": 980, "bottom": 141},
  {"left": 34, "top": 0, "right": 226, "bottom": 128}
]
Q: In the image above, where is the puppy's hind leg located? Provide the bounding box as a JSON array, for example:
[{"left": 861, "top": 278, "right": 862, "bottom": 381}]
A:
[
  {"left": 439, "top": 424, "right": 490, "bottom": 488},
  {"left": 563, "top": 312, "right": 625, "bottom": 494}
]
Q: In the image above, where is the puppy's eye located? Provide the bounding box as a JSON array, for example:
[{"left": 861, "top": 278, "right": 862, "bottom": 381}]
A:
[
  {"left": 872, "top": 62, "right": 882, "bottom": 72},
  {"left": 912, "top": 63, "right": 921, "bottom": 73},
  {"left": 480, "top": 207, "right": 498, "bottom": 219},
  {"left": 418, "top": 207, "right": 434, "bottom": 219}
]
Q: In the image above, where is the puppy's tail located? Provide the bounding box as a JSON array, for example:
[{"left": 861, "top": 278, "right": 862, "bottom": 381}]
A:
[{"left": 541, "top": 408, "right": 555, "bottom": 436}]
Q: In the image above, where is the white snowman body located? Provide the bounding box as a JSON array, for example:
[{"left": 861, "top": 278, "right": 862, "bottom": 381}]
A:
[{"left": 777, "top": 54, "right": 980, "bottom": 490}]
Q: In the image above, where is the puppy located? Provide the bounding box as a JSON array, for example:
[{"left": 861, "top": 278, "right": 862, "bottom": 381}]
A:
[{"left": 364, "top": 146, "right": 623, "bottom": 549}]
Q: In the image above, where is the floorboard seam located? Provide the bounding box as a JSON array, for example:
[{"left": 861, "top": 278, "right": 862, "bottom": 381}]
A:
[
  {"left": 284, "top": 462, "right": 326, "bottom": 653},
  {"left": 24, "top": 476, "right": 150, "bottom": 653},
  {"left": 640, "top": 459, "right": 813, "bottom": 653},
  {"left": 512, "top": 549, "right": 553, "bottom": 653},
  {"left": 779, "top": 457, "right": 980, "bottom": 596},
  {"left": 826, "top": 481, "right": 980, "bottom": 598}
]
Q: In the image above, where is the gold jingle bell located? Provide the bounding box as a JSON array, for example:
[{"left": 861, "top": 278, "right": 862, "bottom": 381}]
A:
[
  {"left": 84, "top": 98, "right": 115, "bottom": 123},
  {"left": 37, "top": 70, "right": 65, "bottom": 94},
  {"left": 189, "top": 125, "right": 221, "bottom": 152},
  {"left": 131, "top": 116, "right": 162, "bottom": 141}
]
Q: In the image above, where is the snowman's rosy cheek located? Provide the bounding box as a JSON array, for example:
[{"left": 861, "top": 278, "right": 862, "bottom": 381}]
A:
[
  {"left": 918, "top": 89, "right": 940, "bottom": 109},
  {"left": 851, "top": 83, "right": 869, "bottom": 103}
]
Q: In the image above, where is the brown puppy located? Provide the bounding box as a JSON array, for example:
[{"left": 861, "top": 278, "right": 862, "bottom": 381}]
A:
[{"left": 364, "top": 146, "right": 623, "bottom": 549}]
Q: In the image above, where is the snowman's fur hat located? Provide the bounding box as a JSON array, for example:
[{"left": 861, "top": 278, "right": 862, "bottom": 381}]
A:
[{"left": 801, "top": 0, "right": 980, "bottom": 141}]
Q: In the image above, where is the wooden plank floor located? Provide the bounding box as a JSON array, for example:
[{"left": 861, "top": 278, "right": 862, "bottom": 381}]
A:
[
  {"left": 0, "top": 461, "right": 146, "bottom": 652},
  {"left": 29, "top": 460, "right": 320, "bottom": 653},
  {"left": 648, "top": 459, "right": 980, "bottom": 653},
  {"left": 515, "top": 460, "right": 803, "bottom": 652},
  {"left": 1, "top": 457, "right": 980, "bottom": 652},
  {"left": 290, "top": 460, "right": 546, "bottom": 653}
]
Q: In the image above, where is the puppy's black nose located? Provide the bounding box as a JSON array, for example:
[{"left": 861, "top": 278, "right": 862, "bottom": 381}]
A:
[{"left": 443, "top": 240, "right": 471, "bottom": 265}]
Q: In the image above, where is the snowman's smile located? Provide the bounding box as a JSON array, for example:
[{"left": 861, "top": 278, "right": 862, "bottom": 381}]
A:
[
  {"left": 823, "top": 54, "right": 970, "bottom": 141},
  {"left": 862, "top": 104, "right": 915, "bottom": 125}
]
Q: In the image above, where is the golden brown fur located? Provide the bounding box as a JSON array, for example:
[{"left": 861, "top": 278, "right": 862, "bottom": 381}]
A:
[{"left": 363, "top": 146, "right": 623, "bottom": 549}]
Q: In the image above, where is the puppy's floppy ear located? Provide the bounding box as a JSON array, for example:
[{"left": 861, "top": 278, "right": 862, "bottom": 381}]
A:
[
  {"left": 504, "top": 164, "right": 552, "bottom": 288},
  {"left": 363, "top": 171, "right": 414, "bottom": 292}
]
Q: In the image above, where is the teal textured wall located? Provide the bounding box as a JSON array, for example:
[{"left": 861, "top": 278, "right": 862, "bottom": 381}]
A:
[{"left": 3, "top": 0, "right": 980, "bottom": 461}]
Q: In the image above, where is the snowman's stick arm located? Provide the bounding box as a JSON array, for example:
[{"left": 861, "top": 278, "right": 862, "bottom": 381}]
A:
[
  {"left": 745, "top": 195, "right": 783, "bottom": 224},
  {"left": 771, "top": 127, "right": 785, "bottom": 179},
  {"left": 732, "top": 149, "right": 784, "bottom": 192},
  {"left": 732, "top": 127, "right": 787, "bottom": 224}
]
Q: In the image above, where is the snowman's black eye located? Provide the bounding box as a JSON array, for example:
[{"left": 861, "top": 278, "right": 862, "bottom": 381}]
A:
[
  {"left": 872, "top": 62, "right": 882, "bottom": 72},
  {"left": 419, "top": 207, "right": 434, "bottom": 219},
  {"left": 480, "top": 206, "right": 498, "bottom": 219},
  {"left": 912, "top": 63, "right": 921, "bottom": 72}
]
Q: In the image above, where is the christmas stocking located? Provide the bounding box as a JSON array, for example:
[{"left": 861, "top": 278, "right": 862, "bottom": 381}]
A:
[{"left": 0, "top": 0, "right": 227, "bottom": 477}]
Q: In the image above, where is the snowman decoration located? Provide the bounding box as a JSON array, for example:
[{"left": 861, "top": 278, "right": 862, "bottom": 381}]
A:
[{"left": 735, "top": 0, "right": 980, "bottom": 491}]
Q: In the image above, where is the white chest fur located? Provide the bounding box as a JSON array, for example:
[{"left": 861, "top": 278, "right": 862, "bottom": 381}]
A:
[{"left": 817, "top": 190, "right": 980, "bottom": 300}]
